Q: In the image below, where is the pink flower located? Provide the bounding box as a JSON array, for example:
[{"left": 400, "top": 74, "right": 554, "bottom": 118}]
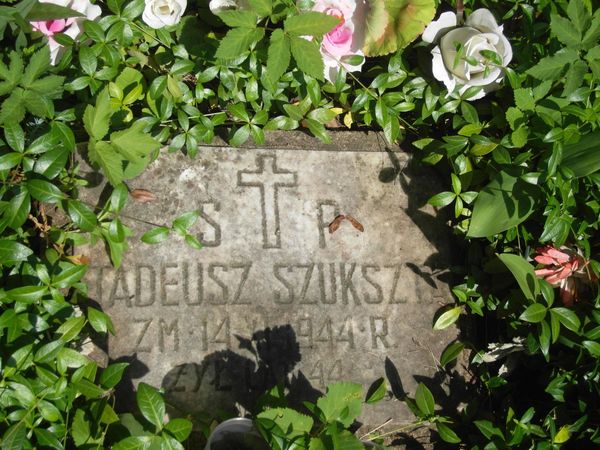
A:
[
  {"left": 312, "top": 0, "right": 365, "bottom": 82},
  {"left": 534, "top": 245, "right": 596, "bottom": 307},
  {"left": 30, "top": 0, "right": 102, "bottom": 65}
]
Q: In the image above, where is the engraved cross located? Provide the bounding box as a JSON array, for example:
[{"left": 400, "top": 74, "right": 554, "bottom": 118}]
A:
[{"left": 238, "top": 154, "right": 297, "bottom": 249}]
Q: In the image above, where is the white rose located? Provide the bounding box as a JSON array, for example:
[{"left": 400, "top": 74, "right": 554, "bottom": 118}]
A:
[
  {"left": 30, "top": 0, "right": 102, "bottom": 65},
  {"left": 142, "top": 0, "right": 186, "bottom": 29},
  {"left": 422, "top": 9, "right": 512, "bottom": 100}
]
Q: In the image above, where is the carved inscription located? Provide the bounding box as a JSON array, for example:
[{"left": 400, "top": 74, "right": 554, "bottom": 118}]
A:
[{"left": 237, "top": 154, "right": 298, "bottom": 249}]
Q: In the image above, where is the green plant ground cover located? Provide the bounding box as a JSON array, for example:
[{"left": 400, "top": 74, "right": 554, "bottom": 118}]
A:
[{"left": 0, "top": 0, "right": 599, "bottom": 448}]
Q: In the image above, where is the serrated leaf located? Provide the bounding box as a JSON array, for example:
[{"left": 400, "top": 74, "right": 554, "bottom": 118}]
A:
[
  {"left": 0, "top": 88, "right": 26, "bottom": 124},
  {"left": 563, "top": 59, "right": 588, "bottom": 96},
  {"left": 267, "top": 29, "right": 290, "bottom": 84},
  {"left": 582, "top": 14, "right": 600, "bottom": 47},
  {"left": 567, "top": 0, "right": 591, "bottom": 34},
  {"left": 110, "top": 121, "right": 159, "bottom": 162},
  {"left": 247, "top": 0, "right": 271, "bottom": 16},
  {"left": 514, "top": 88, "right": 535, "bottom": 111},
  {"left": 258, "top": 407, "right": 313, "bottom": 443},
  {"left": 136, "top": 382, "right": 165, "bottom": 430},
  {"left": 217, "top": 10, "right": 257, "bottom": 27},
  {"left": 316, "top": 382, "right": 362, "bottom": 427},
  {"left": 21, "top": 46, "right": 51, "bottom": 87},
  {"left": 526, "top": 48, "right": 579, "bottom": 80},
  {"left": 215, "top": 27, "right": 265, "bottom": 59},
  {"left": 550, "top": 13, "right": 581, "bottom": 47},
  {"left": 284, "top": 12, "right": 339, "bottom": 36},
  {"left": 83, "top": 88, "right": 111, "bottom": 140},
  {"left": 290, "top": 37, "right": 324, "bottom": 80},
  {"left": 88, "top": 141, "right": 124, "bottom": 186}
]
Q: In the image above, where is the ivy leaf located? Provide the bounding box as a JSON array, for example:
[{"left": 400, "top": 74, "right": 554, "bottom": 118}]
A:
[
  {"left": 215, "top": 27, "right": 265, "bottom": 59},
  {"left": 266, "top": 29, "right": 291, "bottom": 85},
  {"left": 290, "top": 36, "right": 324, "bottom": 81},
  {"left": 550, "top": 13, "right": 581, "bottom": 47},
  {"left": 283, "top": 12, "right": 339, "bottom": 36}
]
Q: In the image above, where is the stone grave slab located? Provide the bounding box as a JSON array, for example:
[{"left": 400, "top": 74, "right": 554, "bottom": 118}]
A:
[{"left": 82, "top": 131, "right": 456, "bottom": 429}]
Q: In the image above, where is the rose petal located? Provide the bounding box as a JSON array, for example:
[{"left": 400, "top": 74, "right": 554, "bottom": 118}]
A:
[
  {"left": 534, "top": 255, "right": 556, "bottom": 265},
  {"left": 422, "top": 11, "right": 457, "bottom": 44},
  {"left": 466, "top": 8, "right": 501, "bottom": 34},
  {"left": 546, "top": 246, "right": 572, "bottom": 264},
  {"left": 431, "top": 46, "right": 456, "bottom": 92},
  {"left": 440, "top": 27, "right": 481, "bottom": 80}
]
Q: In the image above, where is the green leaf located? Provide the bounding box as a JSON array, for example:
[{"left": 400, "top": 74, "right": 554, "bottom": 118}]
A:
[
  {"left": 561, "top": 131, "right": 600, "bottom": 177},
  {"left": 563, "top": 59, "right": 588, "bottom": 96},
  {"left": 0, "top": 240, "right": 33, "bottom": 265},
  {"left": 141, "top": 226, "right": 170, "bottom": 244},
  {"left": 34, "top": 428, "right": 62, "bottom": 447},
  {"left": 112, "top": 436, "right": 154, "bottom": 450},
  {"left": 437, "top": 423, "right": 461, "bottom": 444},
  {"left": 73, "top": 378, "right": 107, "bottom": 399},
  {"left": 551, "top": 307, "right": 580, "bottom": 332},
  {"left": 110, "top": 121, "right": 160, "bottom": 162},
  {"left": 550, "top": 13, "right": 581, "bottom": 47},
  {"left": 172, "top": 210, "right": 199, "bottom": 234},
  {"left": 100, "top": 362, "right": 129, "bottom": 389},
  {"left": 363, "top": 0, "right": 436, "bottom": 56},
  {"left": 316, "top": 382, "right": 362, "bottom": 427},
  {"left": 35, "top": 340, "right": 64, "bottom": 363},
  {"left": 7, "top": 285, "right": 46, "bottom": 303},
  {"left": 498, "top": 253, "right": 540, "bottom": 302},
  {"left": 136, "top": 382, "right": 165, "bottom": 430},
  {"left": 0, "top": 89, "right": 26, "bottom": 124},
  {"left": 88, "top": 307, "right": 115, "bottom": 334},
  {"left": 56, "top": 316, "right": 86, "bottom": 342},
  {"left": 52, "top": 263, "right": 87, "bottom": 288},
  {"left": 567, "top": 0, "right": 591, "bottom": 34},
  {"left": 88, "top": 141, "right": 124, "bottom": 186},
  {"left": 4, "top": 122, "right": 24, "bottom": 152},
  {"left": 520, "top": 304, "right": 547, "bottom": 323},
  {"left": 0, "top": 153, "right": 22, "bottom": 171},
  {"left": 582, "top": 340, "right": 600, "bottom": 357},
  {"left": 283, "top": 12, "right": 339, "bottom": 36},
  {"left": 27, "top": 178, "right": 65, "bottom": 203},
  {"left": 553, "top": 425, "right": 570, "bottom": 444},
  {"left": 365, "top": 377, "right": 387, "bottom": 404},
  {"left": 526, "top": 48, "right": 579, "bottom": 80},
  {"left": 415, "top": 383, "right": 435, "bottom": 416},
  {"left": 217, "top": 10, "right": 257, "bottom": 27},
  {"left": 21, "top": 46, "right": 51, "bottom": 88},
  {"left": 474, "top": 420, "right": 504, "bottom": 440},
  {"left": 433, "top": 306, "right": 461, "bottom": 330},
  {"left": 290, "top": 37, "right": 324, "bottom": 80},
  {"left": 440, "top": 341, "right": 464, "bottom": 366},
  {"left": 248, "top": 0, "right": 271, "bottom": 16},
  {"left": 1, "top": 423, "right": 27, "bottom": 450},
  {"left": 6, "top": 190, "right": 30, "bottom": 229},
  {"left": 67, "top": 200, "right": 98, "bottom": 231},
  {"left": 215, "top": 27, "right": 265, "bottom": 59},
  {"left": 514, "top": 87, "right": 535, "bottom": 111},
  {"left": 257, "top": 407, "right": 313, "bottom": 444},
  {"left": 26, "top": 2, "right": 85, "bottom": 20},
  {"left": 164, "top": 418, "right": 193, "bottom": 442},
  {"left": 267, "top": 29, "right": 291, "bottom": 85},
  {"left": 83, "top": 88, "right": 111, "bottom": 140},
  {"left": 467, "top": 170, "right": 542, "bottom": 237},
  {"left": 34, "top": 145, "right": 70, "bottom": 179}
]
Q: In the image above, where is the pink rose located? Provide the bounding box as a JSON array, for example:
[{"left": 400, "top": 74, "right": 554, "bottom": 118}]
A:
[
  {"left": 312, "top": 0, "right": 365, "bottom": 82},
  {"left": 30, "top": 0, "right": 102, "bottom": 65}
]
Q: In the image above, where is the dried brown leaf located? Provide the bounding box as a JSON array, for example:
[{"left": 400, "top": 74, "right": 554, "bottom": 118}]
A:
[
  {"left": 130, "top": 188, "right": 157, "bottom": 203},
  {"left": 328, "top": 215, "right": 346, "bottom": 234},
  {"left": 346, "top": 214, "right": 364, "bottom": 232}
]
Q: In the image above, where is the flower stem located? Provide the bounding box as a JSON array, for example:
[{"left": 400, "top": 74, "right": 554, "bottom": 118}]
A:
[{"left": 456, "top": 0, "right": 464, "bottom": 25}]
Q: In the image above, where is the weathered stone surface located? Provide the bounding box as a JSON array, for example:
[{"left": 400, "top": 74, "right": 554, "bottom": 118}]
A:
[{"left": 82, "top": 131, "right": 455, "bottom": 428}]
